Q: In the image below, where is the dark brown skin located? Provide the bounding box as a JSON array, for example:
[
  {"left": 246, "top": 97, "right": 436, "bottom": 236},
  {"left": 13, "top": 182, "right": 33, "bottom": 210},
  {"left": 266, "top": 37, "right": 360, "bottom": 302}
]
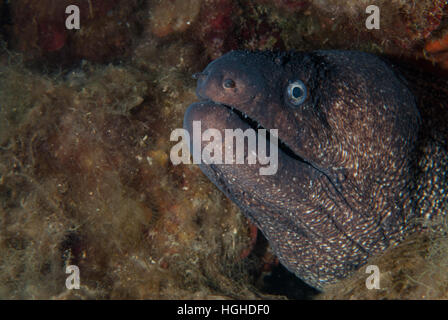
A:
[{"left": 183, "top": 50, "right": 448, "bottom": 290}]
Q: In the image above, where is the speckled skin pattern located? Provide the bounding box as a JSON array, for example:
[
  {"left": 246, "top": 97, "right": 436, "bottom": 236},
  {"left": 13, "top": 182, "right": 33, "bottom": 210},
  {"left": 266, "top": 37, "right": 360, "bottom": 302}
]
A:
[{"left": 183, "top": 50, "right": 448, "bottom": 290}]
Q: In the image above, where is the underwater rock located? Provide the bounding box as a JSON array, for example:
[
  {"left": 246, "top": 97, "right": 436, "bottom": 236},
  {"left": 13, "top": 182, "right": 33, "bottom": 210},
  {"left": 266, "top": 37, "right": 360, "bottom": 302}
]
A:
[
  {"left": 319, "top": 217, "right": 448, "bottom": 299},
  {"left": 195, "top": 0, "right": 291, "bottom": 58},
  {"left": 195, "top": 0, "right": 239, "bottom": 59},
  {"left": 425, "top": 33, "right": 448, "bottom": 70},
  {"left": 310, "top": 0, "right": 447, "bottom": 52},
  {"left": 149, "top": 0, "right": 201, "bottom": 38},
  {"left": 269, "top": 0, "right": 309, "bottom": 12},
  {"left": 8, "top": 0, "right": 144, "bottom": 65},
  {"left": 0, "top": 57, "right": 267, "bottom": 299}
]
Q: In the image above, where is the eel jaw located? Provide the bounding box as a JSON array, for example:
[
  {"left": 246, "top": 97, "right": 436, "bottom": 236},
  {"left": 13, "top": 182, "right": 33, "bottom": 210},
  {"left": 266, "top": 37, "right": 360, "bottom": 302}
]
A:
[
  {"left": 184, "top": 98, "right": 343, "bottom": 201},
  {"left": 223, "top": 102, "right": 339, "bottom": 183},
  {"left": 204, "top": 100, "right": 348, "bottom": 202},
  {"left": 199, "top": 99, "right": 315, "bottom": 168}
]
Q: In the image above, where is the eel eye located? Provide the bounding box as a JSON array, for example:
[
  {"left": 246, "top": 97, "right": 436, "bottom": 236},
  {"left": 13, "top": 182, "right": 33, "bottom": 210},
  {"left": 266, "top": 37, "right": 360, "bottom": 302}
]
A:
[
  {"left": 223, "top": 78, "right": 236, "bottom": 89},
  {"left": 286, "top": 80, "right": 307, "bottom": 106}
]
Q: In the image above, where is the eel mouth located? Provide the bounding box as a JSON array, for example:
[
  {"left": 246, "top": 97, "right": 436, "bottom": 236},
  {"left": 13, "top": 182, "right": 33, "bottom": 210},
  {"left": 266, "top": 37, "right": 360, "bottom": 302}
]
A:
[
  {"left": 188, "top": 99, "right": 345, "bottom": 199},
  {"left": 201, "top": 99, "right": 317, "bottom": 169}
]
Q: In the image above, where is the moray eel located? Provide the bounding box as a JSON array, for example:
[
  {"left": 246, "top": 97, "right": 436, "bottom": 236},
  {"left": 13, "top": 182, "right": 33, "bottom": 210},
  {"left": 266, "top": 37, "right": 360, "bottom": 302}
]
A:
[{"left": 183, "top": 50, "right": 448, "bottom": 290}]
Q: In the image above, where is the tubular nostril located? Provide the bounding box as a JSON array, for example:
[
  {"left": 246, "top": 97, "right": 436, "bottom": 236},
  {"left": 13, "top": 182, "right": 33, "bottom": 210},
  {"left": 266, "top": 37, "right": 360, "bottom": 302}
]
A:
[{"left": 192, "top": 72, "right": 208, "bottom": 79}]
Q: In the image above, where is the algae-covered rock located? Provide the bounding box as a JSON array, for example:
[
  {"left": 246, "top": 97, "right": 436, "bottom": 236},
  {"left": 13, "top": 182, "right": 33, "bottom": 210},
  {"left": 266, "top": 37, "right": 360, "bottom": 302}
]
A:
[
  {"left": 8, "top": 0, "right": 145, "bottom": 65},
  {"left": 0, "top": 59, "right": 265, "bottom": 299},
  {"left": 319, "top": 217, "right": 448, "bottom": 299}
]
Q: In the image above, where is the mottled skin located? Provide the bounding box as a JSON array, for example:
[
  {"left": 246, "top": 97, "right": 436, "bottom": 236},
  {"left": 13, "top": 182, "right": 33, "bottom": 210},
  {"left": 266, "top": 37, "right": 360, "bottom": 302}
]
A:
[{"left": 183, "top": 50, "right": 448, "bottom": 290}]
